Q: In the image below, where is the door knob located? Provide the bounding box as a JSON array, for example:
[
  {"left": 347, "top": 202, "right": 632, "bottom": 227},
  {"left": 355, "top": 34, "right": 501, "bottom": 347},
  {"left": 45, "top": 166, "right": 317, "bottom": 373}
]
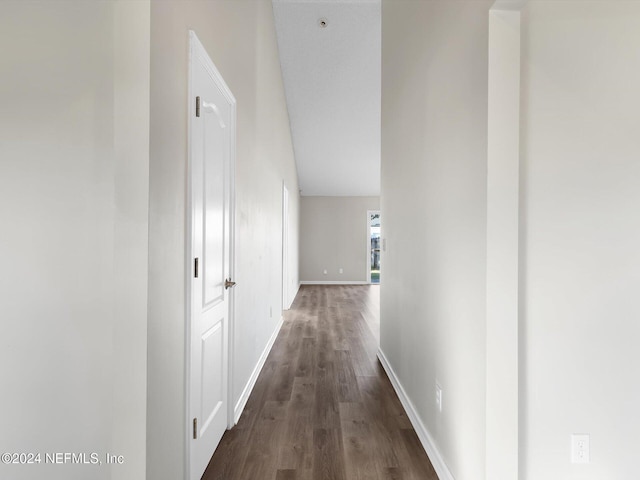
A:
[{"left": 225, "top": 279, "right": 236, "bottom": 290}]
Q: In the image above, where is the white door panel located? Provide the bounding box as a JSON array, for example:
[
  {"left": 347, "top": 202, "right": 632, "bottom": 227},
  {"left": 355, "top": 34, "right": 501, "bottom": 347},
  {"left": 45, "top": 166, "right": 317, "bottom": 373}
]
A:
[
  {"left": 203, "top": 114, "right": 226, "bottom": 307},
  {"left": 200, "top": 321, "right": 224, "bottom": 430},
  {"left": 188, "top": 31, "right": 236, "bottom": 480}
]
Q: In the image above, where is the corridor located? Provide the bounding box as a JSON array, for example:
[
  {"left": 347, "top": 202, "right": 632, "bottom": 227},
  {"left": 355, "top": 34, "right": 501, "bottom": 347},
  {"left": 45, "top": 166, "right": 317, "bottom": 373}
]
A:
[{"left": 202, "top": 285, "right": 437, "bottom": 480}]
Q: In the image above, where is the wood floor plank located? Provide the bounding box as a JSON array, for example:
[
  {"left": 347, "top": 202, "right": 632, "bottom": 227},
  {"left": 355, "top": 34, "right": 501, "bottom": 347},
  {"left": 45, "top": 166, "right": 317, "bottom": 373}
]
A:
[
  {"left": 379, "top": 467, "right": 404, "bottom": 480},
  {"left": 294, "top": 337, "right": 316, "bottom": 378},
  {"left": 275, "top": 469, "right": 312, "bottom": 480},
  {"left": 312, "top": 428, "right": 346, "bottom": 480},
  {"left": 341, "top": 416, "right": 380, "bottom": 480},
  {"left": 276, "top": 470, "right": 297, "bottom": 480},
  {"left": 312, "top": 360, "right": 340, "bottom": 429},
  {"left": 202, "top": 285, "right": 436, "bottom": 480},
  {"left": 335, "top": 350, "right": 361, "bottom": 403},
  {"left": 200, "top": 426, "right": 250, "bottom": 480},
  {"left": 278, "top": 413, "right": 313, "bottom": 470},
  {"left": 393, "top": 428, "right": 439, "bottom": 480},
  {"left": 289, "top": 376, "right": 316, "bottom": 415},
  {"left": 237, "top": 412, "right": 286, "bottom": 480},
  {"left": 303, "top": 314, "right": 317, "bottom": 338}
]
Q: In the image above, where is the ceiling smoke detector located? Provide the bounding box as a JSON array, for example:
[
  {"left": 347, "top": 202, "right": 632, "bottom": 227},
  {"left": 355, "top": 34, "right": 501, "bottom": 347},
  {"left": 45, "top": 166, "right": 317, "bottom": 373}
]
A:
[{"left": 318, "top": 18, "right": 328, "bottom": 28}]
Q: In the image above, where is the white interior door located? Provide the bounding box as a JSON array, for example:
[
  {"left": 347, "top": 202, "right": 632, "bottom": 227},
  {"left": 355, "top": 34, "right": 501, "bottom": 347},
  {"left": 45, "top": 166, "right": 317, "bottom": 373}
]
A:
[{"left": 188, "top": 31, "right": 236, "bottom": 480}]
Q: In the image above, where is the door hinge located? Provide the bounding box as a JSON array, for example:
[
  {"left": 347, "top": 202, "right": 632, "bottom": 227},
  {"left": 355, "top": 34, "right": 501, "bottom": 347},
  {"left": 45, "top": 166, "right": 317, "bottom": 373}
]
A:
[
  {"left": 196, "top": 96, "right": 201, "bottom": 117},
  {"left": 194, "top": 257, "right": 199, "bottom": 278},
  {"left": 193, "top": 418, "right": 197, "bottom": 439}
]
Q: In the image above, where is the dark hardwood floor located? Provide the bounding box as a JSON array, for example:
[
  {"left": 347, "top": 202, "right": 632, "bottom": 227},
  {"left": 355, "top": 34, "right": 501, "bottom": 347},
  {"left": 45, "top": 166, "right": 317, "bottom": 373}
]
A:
[{"left": 202, "top": 285, "right": 437, "bottom": 480}]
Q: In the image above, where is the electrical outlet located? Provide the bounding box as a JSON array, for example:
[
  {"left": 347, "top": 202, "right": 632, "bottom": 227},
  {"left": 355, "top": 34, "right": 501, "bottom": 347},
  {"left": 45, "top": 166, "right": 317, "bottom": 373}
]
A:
[
  {"left": 323, "top": 269, "right": 327, "bottom": 275},
  {"left": 435, "top": 383, "right": 442, "bottom": 412},
  {"left": 339, "top": 268, "right": 343, "bottom": 274},
  {"left": 269, "top": 307, "right": 272, "bottom": 318},
  {"left": 571, "top": 434, "right": 590, "bottom": 464}
]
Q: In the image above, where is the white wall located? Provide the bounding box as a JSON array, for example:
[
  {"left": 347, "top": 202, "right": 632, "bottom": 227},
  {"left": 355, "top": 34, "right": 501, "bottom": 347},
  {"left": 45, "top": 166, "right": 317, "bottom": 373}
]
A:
[
  {"left": 0, "top": 2, "right": 149, "bottom": 480},
  {"left": 382, "top": 2, "right": 640, "bottom": 479},
  {"left": 380, "top": 1, "right": 491, "bottom": 479},
  {"left": 147, "top": 1, "right": 300, "bottom": 478},
  {"left": 300, "top": 196, "right": 379, "bottom": 283},
  {"left": 520, "top": 2, "right": 640, "bottom": 478}
]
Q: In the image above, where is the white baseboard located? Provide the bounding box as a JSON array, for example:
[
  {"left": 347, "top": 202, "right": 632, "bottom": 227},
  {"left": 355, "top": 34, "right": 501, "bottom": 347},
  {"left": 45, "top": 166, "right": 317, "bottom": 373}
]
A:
[
  {"left": 377, "top": 348, "right": 455, "bottom": 480},
  {"left": 299, "top": 280, "right": 369, "bottom": 285},
  {"left": 233, "top": 315, "right": 284, "bottom": 424}
]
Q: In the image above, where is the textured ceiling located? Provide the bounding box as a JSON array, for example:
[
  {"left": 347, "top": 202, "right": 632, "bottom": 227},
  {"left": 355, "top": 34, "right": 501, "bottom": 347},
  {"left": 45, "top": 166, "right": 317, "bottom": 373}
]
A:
[{"left": 273, "top": 0, "right": 381, "bottom": 196}]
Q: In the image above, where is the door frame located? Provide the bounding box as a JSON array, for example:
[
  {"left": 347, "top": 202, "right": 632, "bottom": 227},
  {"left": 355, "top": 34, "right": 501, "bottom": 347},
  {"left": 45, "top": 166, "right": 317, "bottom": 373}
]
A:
[
  {"left": 185, "top": 30, "right": 237, "bottom": 480},
  {"left": 367, "top": 210, "right": 380, "bottom": 284},
  {"left": 282, "top": 182, "right": 290, "bottom": 310}
]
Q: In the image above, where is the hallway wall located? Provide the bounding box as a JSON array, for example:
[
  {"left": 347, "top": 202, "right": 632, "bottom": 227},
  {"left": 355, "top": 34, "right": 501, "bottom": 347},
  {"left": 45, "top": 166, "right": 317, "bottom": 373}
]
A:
[
  {"left": 148, "top": 1, "right": 299, "bottom": 478},
  {"left": 380, "top": 1, "right": 491, "bottom": 479},
  {"left": 519, "top": 2, "right": 640, "bottom": 478},
  {"left": 0, "top": 2, "right": 150, "bottom": 480},
  {"left": 300, "top": 196, "right": 379, "bottom": 283},
  {"left": 381, "top": 2, "right": 640, "bottom": 480}
]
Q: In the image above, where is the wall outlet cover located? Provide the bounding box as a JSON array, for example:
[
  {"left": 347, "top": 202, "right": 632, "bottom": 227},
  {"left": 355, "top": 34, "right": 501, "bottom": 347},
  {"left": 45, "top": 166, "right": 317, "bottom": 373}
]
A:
[{"left": 571, "top": 434, "right": 590, "bottom": 464}]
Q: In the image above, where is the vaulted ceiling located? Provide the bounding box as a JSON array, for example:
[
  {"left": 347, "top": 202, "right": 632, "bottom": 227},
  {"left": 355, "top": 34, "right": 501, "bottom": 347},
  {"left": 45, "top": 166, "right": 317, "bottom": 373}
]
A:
[{"left": 273, "top": 0, "right": 381, "bottom": 197}]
